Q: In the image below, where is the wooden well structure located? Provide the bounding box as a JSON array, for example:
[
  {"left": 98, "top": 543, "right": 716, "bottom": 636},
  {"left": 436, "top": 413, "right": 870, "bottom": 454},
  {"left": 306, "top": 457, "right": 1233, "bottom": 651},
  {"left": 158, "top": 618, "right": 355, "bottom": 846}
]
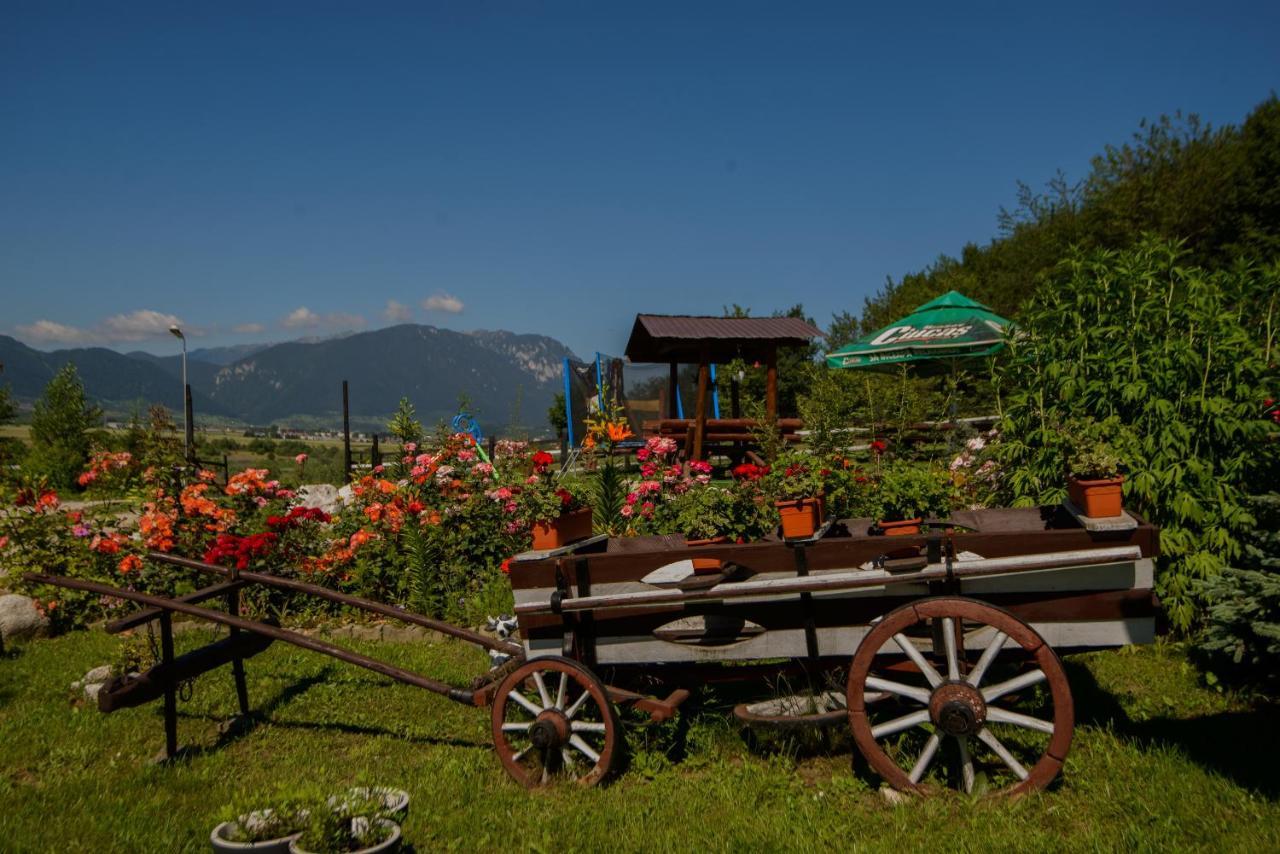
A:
[{"left": 623, "top": 314, "right": 822, "bottom": 460}]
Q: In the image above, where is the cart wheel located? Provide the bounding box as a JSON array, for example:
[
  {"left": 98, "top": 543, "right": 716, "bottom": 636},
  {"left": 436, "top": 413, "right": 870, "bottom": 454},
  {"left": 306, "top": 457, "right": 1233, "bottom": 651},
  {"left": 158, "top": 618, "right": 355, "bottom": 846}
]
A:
[
  {"left": 491, "top": 656, "right": 620, "bottom": 788},
  {"left": 847, "top": 597, "right": 1073, "bottom": 798}
]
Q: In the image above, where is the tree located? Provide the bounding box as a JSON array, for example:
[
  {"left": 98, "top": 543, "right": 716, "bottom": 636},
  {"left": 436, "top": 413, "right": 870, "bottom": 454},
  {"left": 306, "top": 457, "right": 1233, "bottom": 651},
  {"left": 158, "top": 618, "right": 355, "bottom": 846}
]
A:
[
  {"left": 28, "top": 363, "right": 102, "bottom": 489},
  {"left": 387, "top": 397, "right": 422, "bottom": 447},
  {"left": 547, "top": 392, "right": 568, "bottom": 436},
  {"left": 0, "top": 382, "right": 15, "bottom": 425}
]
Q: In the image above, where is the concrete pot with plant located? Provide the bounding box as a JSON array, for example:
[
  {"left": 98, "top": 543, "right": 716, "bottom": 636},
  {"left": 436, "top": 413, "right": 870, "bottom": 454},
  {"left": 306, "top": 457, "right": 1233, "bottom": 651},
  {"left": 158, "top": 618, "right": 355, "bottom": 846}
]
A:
[
  {"left": 210, "top": 798, "right": 311, "bottom": 854},
  {"left": 289, "top": 791, "right": 401, "bottom": 854}
]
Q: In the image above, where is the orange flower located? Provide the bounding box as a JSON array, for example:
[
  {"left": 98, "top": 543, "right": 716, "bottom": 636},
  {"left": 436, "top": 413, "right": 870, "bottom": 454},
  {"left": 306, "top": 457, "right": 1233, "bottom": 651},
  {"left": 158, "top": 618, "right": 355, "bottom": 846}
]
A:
[
  {"left": 582, "top": 434, "right": 596, "bottom": 449},
  {"left": 118, "top": 554, "right": 144, "bottom": 574},
  {"left": 606, "top": 422, "right": 633, "bottom": 443}
]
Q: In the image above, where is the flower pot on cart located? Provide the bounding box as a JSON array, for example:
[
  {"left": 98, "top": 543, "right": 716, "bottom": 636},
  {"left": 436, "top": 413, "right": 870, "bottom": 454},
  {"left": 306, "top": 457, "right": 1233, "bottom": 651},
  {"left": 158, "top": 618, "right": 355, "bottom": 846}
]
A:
[
  {"left": 1067, "top": 475, "right": 1124, "bottom": 518},
  {"left": 878, "top": 517, "right": 922, "bottom": 537},
  {"left": 775, "top": 497, "right": 820, "bottom": 539},
  {"left": 531, "top": 507, "right": 594, "bottom": 550}
]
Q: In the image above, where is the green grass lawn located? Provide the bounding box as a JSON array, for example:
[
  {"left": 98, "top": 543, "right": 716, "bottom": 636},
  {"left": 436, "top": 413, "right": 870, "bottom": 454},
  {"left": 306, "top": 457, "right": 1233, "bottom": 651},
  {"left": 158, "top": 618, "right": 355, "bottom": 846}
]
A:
[{"left": 1, "top": 630, "right": 1277, "bottom": 852}]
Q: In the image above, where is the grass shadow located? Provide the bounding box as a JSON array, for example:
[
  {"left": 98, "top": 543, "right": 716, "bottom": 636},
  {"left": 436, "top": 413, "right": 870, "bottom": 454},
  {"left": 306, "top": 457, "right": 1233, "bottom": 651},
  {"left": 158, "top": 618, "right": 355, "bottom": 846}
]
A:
[{"left": 1065, "top": 659, "right": 1280, "bottom": 799}]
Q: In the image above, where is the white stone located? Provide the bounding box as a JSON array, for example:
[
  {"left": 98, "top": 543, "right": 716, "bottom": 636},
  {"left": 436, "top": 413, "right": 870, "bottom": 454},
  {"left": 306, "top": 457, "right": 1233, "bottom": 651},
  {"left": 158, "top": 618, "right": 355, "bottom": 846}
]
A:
[
  {"left": 0, "top": 594, "right": 49, "bottom": 642},
  {"left": 296, "top": 483, "right": 341, "bottom": 514},
  {"left": 83, "top": 665, "right": 112, "bottom": 684}
]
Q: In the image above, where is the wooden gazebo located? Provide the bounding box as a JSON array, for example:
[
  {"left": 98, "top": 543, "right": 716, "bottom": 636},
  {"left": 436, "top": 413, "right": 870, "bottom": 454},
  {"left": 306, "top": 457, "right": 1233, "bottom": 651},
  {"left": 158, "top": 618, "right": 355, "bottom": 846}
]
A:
[{"left": 623, "top": 314, "right": 823, "bottom": 460}]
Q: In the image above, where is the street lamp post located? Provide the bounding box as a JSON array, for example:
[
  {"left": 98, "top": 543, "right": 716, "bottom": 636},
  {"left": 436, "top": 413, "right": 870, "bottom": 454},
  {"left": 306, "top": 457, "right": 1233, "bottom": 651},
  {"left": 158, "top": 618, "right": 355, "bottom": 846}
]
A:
[{"left": 169, "top": 325, "right": 188, "bottom": 460}]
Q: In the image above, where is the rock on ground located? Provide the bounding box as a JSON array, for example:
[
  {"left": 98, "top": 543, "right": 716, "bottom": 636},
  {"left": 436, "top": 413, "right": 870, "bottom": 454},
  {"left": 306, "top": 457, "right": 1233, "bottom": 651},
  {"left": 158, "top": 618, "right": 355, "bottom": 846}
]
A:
[
  {"left": 296, "top": 483, "right": 342, "bottom": 514},
  {"left": 0, "top": 594, "right": 50, "bottom": 642}
]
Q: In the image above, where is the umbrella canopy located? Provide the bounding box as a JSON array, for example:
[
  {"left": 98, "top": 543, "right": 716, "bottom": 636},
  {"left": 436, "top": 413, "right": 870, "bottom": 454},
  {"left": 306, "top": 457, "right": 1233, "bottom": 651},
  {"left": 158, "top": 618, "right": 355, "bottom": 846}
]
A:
[{"left": 825, "top": 290, "right": 1012, "bottom": 372}]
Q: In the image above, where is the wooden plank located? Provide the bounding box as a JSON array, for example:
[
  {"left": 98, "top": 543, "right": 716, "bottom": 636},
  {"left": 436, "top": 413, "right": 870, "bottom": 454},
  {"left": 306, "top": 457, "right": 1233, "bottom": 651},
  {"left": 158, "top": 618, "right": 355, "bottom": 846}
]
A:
[
  {"left": 105, "top": 581, "right": 247, "bottom": 634},
  {"left": 510, "top": 534, "right": 609, "bottom": 564}
]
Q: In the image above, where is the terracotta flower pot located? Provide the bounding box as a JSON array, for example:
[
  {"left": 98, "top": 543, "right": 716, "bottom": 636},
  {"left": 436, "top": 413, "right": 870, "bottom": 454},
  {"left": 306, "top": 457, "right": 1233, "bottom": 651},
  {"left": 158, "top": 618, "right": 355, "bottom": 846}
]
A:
[
  {"left": 878, "top": 518, "right": 922, "bottom": 537},
  {"left": 776, "top": 497, "right": 820, "bottom": 539},
  {"left": 531, "top": 507, "right": 593, "bottom": 550},
  {"left": 1068, "top": 474, "right": 1125, "bottom": 518}
]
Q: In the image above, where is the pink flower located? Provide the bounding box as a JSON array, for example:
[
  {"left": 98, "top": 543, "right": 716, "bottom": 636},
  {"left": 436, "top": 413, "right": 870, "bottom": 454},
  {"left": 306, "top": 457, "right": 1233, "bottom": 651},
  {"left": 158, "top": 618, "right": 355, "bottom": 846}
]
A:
[
  {"left": 415, "top": 453, "right": 434, "bottom": 466},
  {"left": 295, "top": 453, "right": 308, "bottom": 465},
  {"left": 404, "top": 442, "right": 417, "bottom": 453},
  {"left": 636, "top": 448, "right": 651, "bottom": 462},
  {"left": 458, "top": 449, "right": 476, "bottom": 462},
  {"left": 475, "top": 462, "right": 494, "bottom": 476},
  {"left": 621, "top": 505, "right": 634, "bottom": 518}
]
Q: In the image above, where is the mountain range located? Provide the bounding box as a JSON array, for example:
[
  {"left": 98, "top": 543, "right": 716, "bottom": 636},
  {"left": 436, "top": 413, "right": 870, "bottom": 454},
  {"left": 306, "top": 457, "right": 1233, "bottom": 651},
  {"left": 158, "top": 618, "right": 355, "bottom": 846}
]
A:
[{"left": 0, "top": 325, "right": 577, "bottom": 432}]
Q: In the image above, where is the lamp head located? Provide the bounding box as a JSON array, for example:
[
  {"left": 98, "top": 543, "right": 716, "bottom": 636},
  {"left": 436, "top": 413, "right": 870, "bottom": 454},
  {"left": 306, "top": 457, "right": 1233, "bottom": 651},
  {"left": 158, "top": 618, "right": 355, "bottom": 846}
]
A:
[{"left": 169, "top": 325, "right": 184, "bottom": 340}]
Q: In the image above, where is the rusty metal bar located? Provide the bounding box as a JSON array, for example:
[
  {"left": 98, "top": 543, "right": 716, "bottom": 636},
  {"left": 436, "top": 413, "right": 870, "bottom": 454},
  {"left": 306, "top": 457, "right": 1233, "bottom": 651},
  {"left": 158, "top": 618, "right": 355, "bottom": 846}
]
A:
[
  {"left": 517, "top": 545, "right": 1144, "bottom": 617},
  {"left": 144, "top": 552, "right": 524, "bottom": 657},
  {"left": 105, "top": 580, "right": 247, "bottom": 634},
  {"left": 24, "top": 574, "right": 481, "bottom": 706}
]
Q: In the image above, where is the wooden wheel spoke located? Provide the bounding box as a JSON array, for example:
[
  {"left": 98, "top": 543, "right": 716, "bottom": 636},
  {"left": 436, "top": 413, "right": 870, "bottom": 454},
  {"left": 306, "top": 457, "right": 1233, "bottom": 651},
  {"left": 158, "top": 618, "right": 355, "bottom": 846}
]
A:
[
  {"left": 555, "top": 671, "right": 568, "bottom": 710},
  {"left": 981, "top": 668, "right": 1046, "bottom": 703},
  {"left": 893, "top": 633, "right": 944, "bottom": 688},
  {"left": 563, "top": 689, "right": 592, "bottom": 720},
  {"left": 976, "top": 728, "right": 1030, "bottom": 781},
  {"left": 941, "top": 617, "right": 960, "bottom": 681},
  {"left": 957, "top": 735, "right": 975, "bottom": 794},
  {"left": 908, "top": 732, "right": 942, "bottom": 784},
  {"left": 508, "top": 689, "right": 543, "bottom": 717},
  {"left": 571, "top": 721, "right": 607, "bottom": 733},
  {"left": 986, "top": 706, "right": 1056, "bottom": 734},
  {"left": 865, "top": 675, "right": 931, "bottom": 705},
  {"left": 533, "top": 671, "right": 552, "bottom": 709},
  {"left": 965, "top": 630, "right": 1008, "bottom": 687},
  {"left": 569, "top": 734, "right": 601, "bottom": 763},
  {"left": 501, "top": 722, "right": 532, "bottom": 733},
  {"left": 870, "top": 708, "right": 930, "bottom": 740}
]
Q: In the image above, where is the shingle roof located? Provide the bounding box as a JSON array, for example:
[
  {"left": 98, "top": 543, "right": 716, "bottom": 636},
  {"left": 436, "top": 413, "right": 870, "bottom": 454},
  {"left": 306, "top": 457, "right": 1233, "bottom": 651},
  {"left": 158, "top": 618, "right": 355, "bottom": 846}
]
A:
[{"left": 625, "top": 314, "right": 823, "bottom": 363}]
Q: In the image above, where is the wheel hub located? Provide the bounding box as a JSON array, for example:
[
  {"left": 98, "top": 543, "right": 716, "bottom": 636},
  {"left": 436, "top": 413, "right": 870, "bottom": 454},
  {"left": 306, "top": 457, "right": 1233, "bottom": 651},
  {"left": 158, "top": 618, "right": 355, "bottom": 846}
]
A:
[
  {"left": 529, "top": 710, "right": 570, "bottom": 750},
  {"left": 929, "top": 682, "right": 986, "bottom": 737}
]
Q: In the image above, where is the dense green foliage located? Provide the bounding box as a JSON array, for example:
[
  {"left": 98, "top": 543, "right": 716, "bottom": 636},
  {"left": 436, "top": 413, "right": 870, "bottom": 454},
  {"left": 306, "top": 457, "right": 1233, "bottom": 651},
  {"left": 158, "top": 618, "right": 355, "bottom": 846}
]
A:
[
  {"left": 988, "top": 240, "right": 1279, "bottom": 630},
  {"left": 386, "top": 396, "right": 423, "bottom": 448},
  {"left": 1196, "top": 492, "right": 1280, "bottom": 690},
  {"left": 855, "top": 96, "right": 1280, "bottom": 337},
  {"left": 26, "top": 364, "right": 102, "bottom": 490}
]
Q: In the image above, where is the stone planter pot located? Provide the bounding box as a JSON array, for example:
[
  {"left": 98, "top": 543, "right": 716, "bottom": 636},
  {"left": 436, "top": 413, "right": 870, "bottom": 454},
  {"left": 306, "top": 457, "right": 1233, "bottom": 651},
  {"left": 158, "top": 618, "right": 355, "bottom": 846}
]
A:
[
  {"left": 531, "top": 507, "right": 593, "bottom": 550},
  {"left": 211, "top": 810, "right": 307, "bottom": 854},
  {"left": 878, "top": 518, "right": 923, "bottom": 537},
  {"left": 775, "top": 497, "right": 820, "bottom": 540},
  {"left": 289, "top": 818, "right": 400, "bottom": 854},
  {"left": 1068, "top": 474, "right": 1125, "bottom": 518}
]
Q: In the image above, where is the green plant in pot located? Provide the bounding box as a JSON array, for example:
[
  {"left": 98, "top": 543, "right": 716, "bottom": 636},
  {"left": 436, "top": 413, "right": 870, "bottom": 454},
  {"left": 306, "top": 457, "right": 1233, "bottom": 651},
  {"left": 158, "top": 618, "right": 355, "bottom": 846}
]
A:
[
  {"left": 871, "top": 462, "right": 956, "bottom": 536},
  {"left": 519, "top": 450, "right": 590, "bottom": 550},
  {"left": 1063, "top": 418, "right": 1126, "bottom": 518},
  {"left": 211, "top": 791, "right": 312, "bottom": 853},
  {"left": 672, "top": 486, "right": 734, "bottom": 545},
  {"left": 765, "top": 452, "right": 828, "bottom": 539},
  {"left": 290, "top": 792, "right": 400, "bottom": 854}
]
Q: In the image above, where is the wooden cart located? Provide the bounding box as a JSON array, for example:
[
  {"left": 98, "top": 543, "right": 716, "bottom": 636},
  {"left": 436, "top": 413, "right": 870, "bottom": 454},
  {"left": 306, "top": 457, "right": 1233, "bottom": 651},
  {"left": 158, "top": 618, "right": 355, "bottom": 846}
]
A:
[{"left": 27, "top": 504, "right": 1157, "bottom": 798}]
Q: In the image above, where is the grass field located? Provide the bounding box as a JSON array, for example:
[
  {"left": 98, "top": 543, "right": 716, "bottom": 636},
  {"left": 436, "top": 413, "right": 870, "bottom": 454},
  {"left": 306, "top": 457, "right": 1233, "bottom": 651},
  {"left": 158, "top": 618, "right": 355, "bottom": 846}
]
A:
[{"left": 1, "top": 629, "right": 1277, "bottom": 852}]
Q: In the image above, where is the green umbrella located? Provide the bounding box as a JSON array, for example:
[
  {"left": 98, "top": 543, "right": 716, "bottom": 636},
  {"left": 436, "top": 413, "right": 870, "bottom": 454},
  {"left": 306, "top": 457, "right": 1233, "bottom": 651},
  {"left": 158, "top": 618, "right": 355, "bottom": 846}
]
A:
[{"left": 825, "top": 290, "right": 1012, "bottom": 373}]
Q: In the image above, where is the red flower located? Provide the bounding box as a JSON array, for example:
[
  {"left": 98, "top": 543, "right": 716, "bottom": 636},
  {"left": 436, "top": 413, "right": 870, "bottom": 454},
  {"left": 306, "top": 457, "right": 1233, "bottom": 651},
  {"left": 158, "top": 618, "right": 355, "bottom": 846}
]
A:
[
  {"left": 554, "top": 487, "right": 575, "bottom": 508},
  {"left": 870, "top": 439, "right": 888, "bottom": 454},
  {"left": 500, "top": 558, "right": 513, "bottom": 575},
  {"left": 532, "top": 450, "right": 554, "bottom": 472},
  {"left": 407, "top": 500, "right": 424, "bottom": 515},
  {"left": 732, "top": 463, "right": 767, "bottom": 481}
]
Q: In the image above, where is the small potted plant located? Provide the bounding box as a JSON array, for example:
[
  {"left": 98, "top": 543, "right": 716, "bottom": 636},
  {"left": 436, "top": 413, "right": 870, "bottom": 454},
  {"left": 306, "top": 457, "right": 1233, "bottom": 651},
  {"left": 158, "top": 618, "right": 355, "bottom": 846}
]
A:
[
  {"left": 674, "top": 486, "right": 733, "bottom": 546},
  {"left": 522, "top": 450, "right": 592, "bottom": 549},
  {"left": 1065, "top": 424, "right": 1125, "bottom": 518},
  {"left": 872, "top": 462, "right": 955, "bottom": 536},
  {"left": 211, "top": 796, "right": 311, "bottom": 853},
  {"left": 766, "top": 454, "right": 827, "bottom": 539},
  {"left": 290, "top": 792, "right": 400, "bottom": 854}
]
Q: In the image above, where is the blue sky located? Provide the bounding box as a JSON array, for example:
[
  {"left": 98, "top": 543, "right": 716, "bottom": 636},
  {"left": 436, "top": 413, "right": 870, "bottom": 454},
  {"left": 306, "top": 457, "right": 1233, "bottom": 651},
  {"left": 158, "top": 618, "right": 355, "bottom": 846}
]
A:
[{"left": 3, "top": 2, "right": 1277, "bottom": 361}]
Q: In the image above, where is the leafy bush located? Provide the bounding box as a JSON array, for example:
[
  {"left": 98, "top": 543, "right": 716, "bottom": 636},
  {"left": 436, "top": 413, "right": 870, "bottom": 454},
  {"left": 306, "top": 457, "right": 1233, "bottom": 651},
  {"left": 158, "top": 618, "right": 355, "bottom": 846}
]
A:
[
  {"left": 26, "top": 364, "right": 102, "bottom": 490},
  {"left": 867, "top": 461, "right": 957, "bottom": 522},
  {"left": 988, "top": 239, "right": 1279, "bottom": 630}
]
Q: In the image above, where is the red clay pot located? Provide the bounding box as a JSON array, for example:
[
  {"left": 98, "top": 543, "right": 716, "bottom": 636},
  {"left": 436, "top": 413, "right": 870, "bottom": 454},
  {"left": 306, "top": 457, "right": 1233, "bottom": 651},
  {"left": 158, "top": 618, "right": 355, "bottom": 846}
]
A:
[
  {"left": 531, "top": 507, "right": 594, "bottom": 550},
  {"left": 878, "top": 518, "right": 923, "bottom": 537},
  {"left": 1068, "top": 475, "right": 1125, "bottom": 518},
  {"left": 776, "top": 497, "right": 820, "bottom": 539}
]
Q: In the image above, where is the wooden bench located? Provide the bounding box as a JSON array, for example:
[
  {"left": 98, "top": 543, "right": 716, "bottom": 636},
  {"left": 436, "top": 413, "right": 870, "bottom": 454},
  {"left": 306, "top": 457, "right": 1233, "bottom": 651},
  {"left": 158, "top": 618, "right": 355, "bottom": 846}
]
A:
[{"left": 642, "top": 418, "right": 803, "bottom": 460}]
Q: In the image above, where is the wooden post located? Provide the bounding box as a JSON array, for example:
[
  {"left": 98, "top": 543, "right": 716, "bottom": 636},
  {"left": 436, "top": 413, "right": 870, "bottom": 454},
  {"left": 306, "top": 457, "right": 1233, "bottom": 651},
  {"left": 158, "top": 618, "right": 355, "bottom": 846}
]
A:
[
  {"left": 370, "top": 433, "right": 381, "bottom": 470},
  {"left": 692, "top": 356, "right": 709, "bottom": 461},
  {"left": 341, "top": 381, "right": 352, "bottom": 483},
  {"left": 159, "top": 612, "right": 178, "bottom": 758},
  {"left": 668, "top": 362, "right": 679, "bottom": 419},
  {"left": 765, "top": 346, "right": 778, "bottom": 425},
  {"left": 730, "top": 376, "right": 741, "bottom": 419}
]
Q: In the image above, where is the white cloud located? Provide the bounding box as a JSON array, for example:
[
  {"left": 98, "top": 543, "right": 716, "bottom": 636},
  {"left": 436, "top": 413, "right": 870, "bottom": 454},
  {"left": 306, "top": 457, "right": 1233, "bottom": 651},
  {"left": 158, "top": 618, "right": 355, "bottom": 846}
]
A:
[
  {"left": 233, "top": 322, "right": 266, "bottom": 334},
  {"left": 100, "top": 309, "right": 186, "bottom": 342},
  {"left": 281, "top": 307, "right": 321, "bottom": 329},
  {"left": 14, "top": 319, "right": 94, "bottom": 345},
  {"left": 280, "top": 306, "right": 366, "bottom": 331},
  {"left": 421, "top": 292, "right": 464, "bottom": 314},
  {"left": 383, "top": 299, "right": 413, "bottom": 323}
]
